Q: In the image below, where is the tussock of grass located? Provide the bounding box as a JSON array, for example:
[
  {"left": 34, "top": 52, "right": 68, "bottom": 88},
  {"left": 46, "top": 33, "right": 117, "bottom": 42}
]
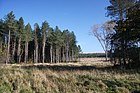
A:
[{"left": 0, "top": 62, "right": 140, "bottom": 93}]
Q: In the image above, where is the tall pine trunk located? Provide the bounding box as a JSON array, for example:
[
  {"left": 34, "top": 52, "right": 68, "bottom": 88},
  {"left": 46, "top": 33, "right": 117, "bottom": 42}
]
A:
[
  {"left": 58, "top": 48, "right": 60, "bottom": 63},
  {"left": 6, "top": 30, "right": 10, "bottom": 64},
  {"left": 66, "top": 43, "right": 69, "bottom": 62},
  {"left": 62, "top": 47, "right": 65, "bottom": 62},
  {"left": 50, "top": 45, "right": 53, "bottom": 63},
  {"left": 71, "top": 49, "right": 74, "bottom": 62},
  {"left": 24, "top": 42, "right": 28, "bottom": 63},
  {"left": 42, "top": 38, "right": 46, "bottom": 63},
  {"left": 56, "top": 48, "right": 59, "bottom": 63},
  {"left": 12, "top": 39, "right": 16, "bottom": 60},
  {"left": 34, "top": 33, "right": 38, "bottom": 63},
  {"left": 17, "top": 37, "right": 21, "bottom": 63},
  {"left": 52, "top": 48, "right": 55, "bottom": 63},
  {"left": 35, "top": 45, "right": 38, "bottom": 63},
  {"left": 34, "top": 49, "right": 35, "bottom": 63},
  {"left": 53, "top": 46, "right": 56, "bottom": 63}
]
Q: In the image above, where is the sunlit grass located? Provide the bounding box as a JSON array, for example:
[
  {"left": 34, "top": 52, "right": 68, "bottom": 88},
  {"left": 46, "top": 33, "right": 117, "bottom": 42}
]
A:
[{"left": 0, "top": 59, "right": 139, "bottom": 93}]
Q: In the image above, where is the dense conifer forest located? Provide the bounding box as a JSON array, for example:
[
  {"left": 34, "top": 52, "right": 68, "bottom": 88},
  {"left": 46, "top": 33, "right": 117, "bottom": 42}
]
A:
[{"left": 0, "top": 12, "right": 81, "bottom": 64}]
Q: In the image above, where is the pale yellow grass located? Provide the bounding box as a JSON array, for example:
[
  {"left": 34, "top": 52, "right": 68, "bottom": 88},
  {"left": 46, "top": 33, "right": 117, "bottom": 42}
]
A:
[
  {"left": 1, "top": 57, "right": 112, "bottom": 68},
  {"left": 0, "top": 58, "right": 138, "bottom": 81},
  {"left": 0, "top": 58, "right": 139, "bottom": 93}
]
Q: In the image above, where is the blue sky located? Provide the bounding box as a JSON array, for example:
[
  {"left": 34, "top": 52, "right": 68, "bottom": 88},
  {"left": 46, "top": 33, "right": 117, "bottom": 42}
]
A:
[{"left": 0, "top": 0, "right": 110, "bottom": 53}]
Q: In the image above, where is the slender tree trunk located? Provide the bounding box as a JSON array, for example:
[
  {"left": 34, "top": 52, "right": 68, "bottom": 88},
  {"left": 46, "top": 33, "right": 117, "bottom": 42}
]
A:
[
  {"left": 63, "top": 47, "right": 65, "bottom": 62},
  {"left": 58, "top": 48, "right": 60, "bottom": 63},
  {"left": 6, "top": 30, "right": 10, "bottom": 64},
  {"left": 105, "top": 44, "right": 108, "bottom": 61},
  {"left": 69, "top": 50, "right": 71, "bottom": 62},
  {"left": 12, "top": 39, "right": 16, "bottom": 60},
  {"left": 35, "top": 45, "right": 38, "bottom": 63},
  {"left": 105, "top": 50, "right": 108, "bottom": 61},
  {"left": 34, "top": 34, "right": 38, "bottom": 63},
  {"left": 68, "top": 50, "right": 70, "bottom": 62},
  {"left": 4, "top": 36, "right": 7, "bottom": 45},
  {"left": 54, "top": 46, "right": 56, "bottom": 63},
  {"left": 66, "top": 43, "right": 69, "bottom": 62},
  {"left": 17, "top": 37, "right": 21, "bottom": 63},
  {"left": 42, "top": 40, "right": 46, "bottom": 63},
  {"left": 53, "top": 48, "right": 55, "bottom": 62},
  {"left": 38, "top": 48, "right": 41, "bottom": 63},
  {"left": 50, "top": 45, "right": 53, "bottom": 63},
  {"left": 59, "top": 47, "right": 62, "bottom": 62},
  {"left": 56, "top": 48, "right": 59, "bottom": 63},
  {"left": 34, "top": 49, "right": 35, "bottom": 63},
  {"left": 71, "top": 49, "right": 74, "bottom": 62},
  {"left": 24, "top": 42, "right": 28, "bottom": 63},
  {"left": 24, "top": 42, "right": 27, "bottom": 63},
  {"left": 26, "top": 42, "right": 29, "bottom": 63}
]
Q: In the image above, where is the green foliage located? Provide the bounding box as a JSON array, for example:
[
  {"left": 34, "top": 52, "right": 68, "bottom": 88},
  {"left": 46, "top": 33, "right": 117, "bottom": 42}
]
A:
[
  {"left": 41, "top": 21, "right": 49, "bottom": 38},
  {"left": 4, "top": 11, "right": 17, "bottom": 31},
  {"left": 23, "top": 23, "right": 32, "bottom": 42},
  {"left": 106, "top": 0, "right": 135, "bottom": 20},
  {"left": 107, "top": 1, "right": 140, "bottom": 67},
  {"left": 18, "top": 17, "right": 24, "bottom": 33}
]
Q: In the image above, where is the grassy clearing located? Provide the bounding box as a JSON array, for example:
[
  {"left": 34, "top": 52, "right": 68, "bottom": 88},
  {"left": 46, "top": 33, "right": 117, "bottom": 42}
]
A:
[{"left": 0, "top": 59, "right": 140, "bottom": 93}]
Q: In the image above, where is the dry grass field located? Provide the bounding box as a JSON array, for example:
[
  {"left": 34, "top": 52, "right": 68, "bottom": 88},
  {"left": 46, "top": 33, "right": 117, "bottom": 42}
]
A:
[
  {"left": 0, "top": 58, "right": 140, "bottom": 93},
  {"left": 3, "top": 57, "right": 112, "bottom": 68}
]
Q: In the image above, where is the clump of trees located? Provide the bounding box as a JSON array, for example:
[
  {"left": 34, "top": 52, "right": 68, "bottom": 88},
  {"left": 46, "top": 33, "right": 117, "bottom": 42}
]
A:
[
  {"left": 0, "top": 11, "right": 81, "bottom": 64},
  {"left": 106, "top": 0, "right": 140, "bottom": 67},
  {"left": 92, "top": 0, "right": 140, "bottom": 67}
]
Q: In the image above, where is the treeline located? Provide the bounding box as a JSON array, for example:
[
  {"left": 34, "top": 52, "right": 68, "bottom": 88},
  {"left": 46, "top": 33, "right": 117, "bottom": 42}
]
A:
[
  {"left": 106, "top": 0, "right": 140, "bottom": 67},
  {"left": 0, "top": 11, "right": 81, "bottom": 64},
  {"left": 79, "top": 53, "right": 105, "bottom": 58}
]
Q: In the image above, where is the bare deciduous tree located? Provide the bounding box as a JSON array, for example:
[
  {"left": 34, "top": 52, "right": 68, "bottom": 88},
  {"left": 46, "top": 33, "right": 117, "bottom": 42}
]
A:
[{"left": 92, "top": 21, "right": 116, "bottom": 61}]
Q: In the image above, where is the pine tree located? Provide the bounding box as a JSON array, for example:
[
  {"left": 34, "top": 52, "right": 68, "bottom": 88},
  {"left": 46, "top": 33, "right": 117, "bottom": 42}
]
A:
[
  {"left": 47, "top": 28, "right": 54, "bottom": 63},
  {"left": 17, "top": 17, "right": 24, "bottom": 63},
  {"left": 63, "top": 30, "right": 72, "bottom": 62},
  {"left": 34, "top": 23, "right": 41, "bottom": 63},
  {"left": 107, "top": 0, "right": 136, "bottom": 20},
  {"left": 41, "top": 21, "right": 49, "bottom": 63},
  {"left": 54, "top": 26, "right": 63, "bottom": 63},
  {"left": 24, "top": 23, "right": 32, "bottom": 63},
  {"left": 4, "top": 11, "right": 16, "bottom": 64}
]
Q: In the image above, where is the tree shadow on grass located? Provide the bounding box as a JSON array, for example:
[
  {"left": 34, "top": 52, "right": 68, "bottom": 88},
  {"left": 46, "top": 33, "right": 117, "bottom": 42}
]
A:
[
  {"left": 20, "top": 65, "right": 96, "bottom": 71},
  {"left": 17, "top": 63, "right": 140, "bottom": 74}
]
